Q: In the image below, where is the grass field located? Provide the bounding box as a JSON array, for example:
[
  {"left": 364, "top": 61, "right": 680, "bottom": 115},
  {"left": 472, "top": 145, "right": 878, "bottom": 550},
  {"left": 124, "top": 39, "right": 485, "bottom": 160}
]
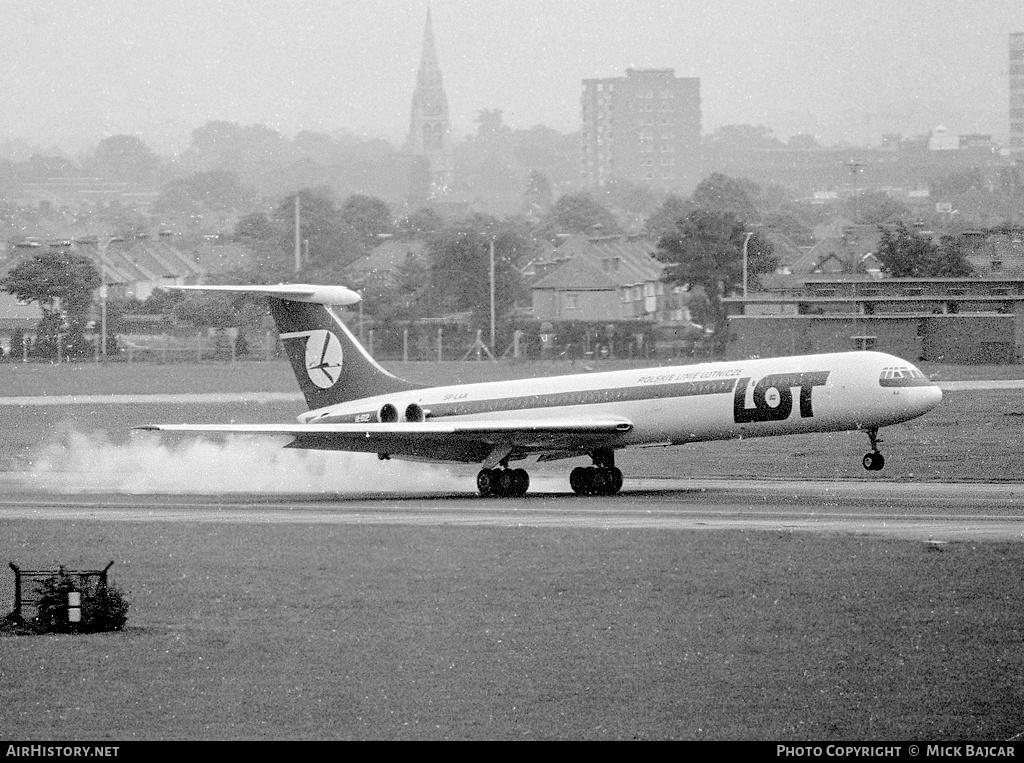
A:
[
  {"left": 1, "top": 358, "right": 1023, "bottom": 740},
  {"left": 2, "top": 523, "right": 1023, "bottom": 740}
]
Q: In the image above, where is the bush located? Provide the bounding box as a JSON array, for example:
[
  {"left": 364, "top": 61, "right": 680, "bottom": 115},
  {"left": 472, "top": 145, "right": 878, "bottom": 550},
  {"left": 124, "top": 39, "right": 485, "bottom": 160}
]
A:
[
  {"left": 33, "top": 572, "right": 129, "bottom": 633},
  {"left": 234, "top": 331, "right": 250, "bottom": 358}
]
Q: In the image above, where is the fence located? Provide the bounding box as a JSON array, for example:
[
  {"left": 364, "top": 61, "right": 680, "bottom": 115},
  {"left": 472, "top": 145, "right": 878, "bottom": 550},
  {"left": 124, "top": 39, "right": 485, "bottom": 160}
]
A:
[
  {"left": 2, "top": 321, "right": 705, "bottom": 365},
  {"left": 8, "top": 561, "right": 114, "bottom": 621},
  {"left": 120, "top": 330, "right": 275, "bottom": 363}
]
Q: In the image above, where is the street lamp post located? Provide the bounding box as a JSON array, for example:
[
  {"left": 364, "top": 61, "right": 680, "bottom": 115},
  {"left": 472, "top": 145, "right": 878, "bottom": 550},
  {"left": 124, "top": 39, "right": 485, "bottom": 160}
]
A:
[
  {"left": 294, "top": 194, "right": 302, "bottom": 274},
  {"left": 489, "top": 237, "right": 496, "bottom": 353},
  {"left": 95, "top": 237, "right": 122, "bottom": 362}
]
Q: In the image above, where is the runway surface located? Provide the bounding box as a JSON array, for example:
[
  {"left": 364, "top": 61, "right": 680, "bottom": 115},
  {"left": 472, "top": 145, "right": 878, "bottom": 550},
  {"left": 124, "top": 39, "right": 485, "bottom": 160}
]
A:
[{"left": 0, "top": 476, "right": 1021, "bottom": 541}]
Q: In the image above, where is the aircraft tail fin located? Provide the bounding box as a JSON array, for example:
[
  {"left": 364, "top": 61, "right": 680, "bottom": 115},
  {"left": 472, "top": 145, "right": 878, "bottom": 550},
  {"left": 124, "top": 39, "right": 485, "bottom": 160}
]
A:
[{"left": 165, "top": 284, "right": 422, "bottom": 409}]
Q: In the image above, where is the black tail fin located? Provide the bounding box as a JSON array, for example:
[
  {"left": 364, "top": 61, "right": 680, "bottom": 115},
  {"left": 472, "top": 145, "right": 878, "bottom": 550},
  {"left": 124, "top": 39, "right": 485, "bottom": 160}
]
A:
[{"left": 165, "top": 284, "right": 422, "bottom": 409}]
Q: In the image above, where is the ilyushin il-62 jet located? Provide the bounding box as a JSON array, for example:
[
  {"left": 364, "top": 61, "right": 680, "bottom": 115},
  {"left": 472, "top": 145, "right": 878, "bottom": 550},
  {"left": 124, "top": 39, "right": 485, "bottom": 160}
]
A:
[{"left": 138, "top": 284, "right": 943, "bottom": 497}]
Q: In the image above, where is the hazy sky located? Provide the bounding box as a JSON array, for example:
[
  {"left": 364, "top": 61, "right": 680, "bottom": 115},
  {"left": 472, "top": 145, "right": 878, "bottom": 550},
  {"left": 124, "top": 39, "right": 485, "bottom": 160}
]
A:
[{"left": 4, "top": 0, "right": 1024, "bottom": 154}]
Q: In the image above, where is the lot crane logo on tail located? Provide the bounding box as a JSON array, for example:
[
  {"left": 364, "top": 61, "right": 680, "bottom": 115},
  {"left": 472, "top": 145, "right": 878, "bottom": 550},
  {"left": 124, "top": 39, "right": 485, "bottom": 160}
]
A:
[{"left": 280, "top": 329, "right": 343, "bottom": 389}]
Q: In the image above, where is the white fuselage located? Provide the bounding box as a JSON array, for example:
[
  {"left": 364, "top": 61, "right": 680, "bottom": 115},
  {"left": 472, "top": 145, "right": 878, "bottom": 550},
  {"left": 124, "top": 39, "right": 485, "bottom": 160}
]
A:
[{"left": 299, "top": 351, "right": 942, "bottom": 450}]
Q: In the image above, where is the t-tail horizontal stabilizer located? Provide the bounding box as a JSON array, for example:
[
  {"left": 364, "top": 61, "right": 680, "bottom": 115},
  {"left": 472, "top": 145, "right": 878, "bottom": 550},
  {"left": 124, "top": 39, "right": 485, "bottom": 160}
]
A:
[{"left": 163, "top": 283, "right": 362, "bottom": 305}]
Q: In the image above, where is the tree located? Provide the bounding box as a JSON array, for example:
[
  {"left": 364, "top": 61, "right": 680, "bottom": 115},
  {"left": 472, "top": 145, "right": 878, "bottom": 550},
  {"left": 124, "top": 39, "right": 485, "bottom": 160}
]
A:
[
  {"left": 396, "top": 207, "right": 444, "bottom": 238},
  {"left": 844, "top": 191, "right": 910, "bottom": 226},
  {"left": 16, "top": 154, "right": 77, "bottom": 183},
  {"left": 475, "top": 109, "right": 513, "bottom": 143},
  {"left": 89, "top": 135, "right": 160, "bottom": 185},
  {"left": 172, "top": 295, "right": 241, "bottom": 330},
  {"left": 523, "top": 170, "right": 554, "bottom": 214},
  {"left": 235, "top": 212, "right": 277, "bottom": 241},
  {"left": 643, "top": 194, "right": 691, "bottom": 239},
  {"left": 293, "top": 130, "right": 338, "bottom": 161},
  {"left": 787, "top": 133, "right": 821, "bottom": 149},
  {"left": 876, "top": 223, "right": 974, "bottom": 277},
  {"left": 152, "top": 170, "right": 255, "bottom": 215},
  {"left": 8, "top": 328, "right": 25, "bottom": 361},
  {"left": 655, "top": 210, "right": 776, "bottom": 351},
  {"left": 2, "top": 250, "right": 100, "bottom": 359},
  {"left": 339, "top": 194, "right": 394, "bottom": 247},
  {"left": 452, "top": 109, "right": 526, "bottom": 214},
  {"left": 690, "top": 173, "right": 760, "bottom": 222},
  {"left": 424, "top": 215, "right": 531, "bottom": 332},
  {"left": 538, "top": 192, "right": 621, "bottom": 238},
  {"left": 351, "top": 249, "right": 432, "bottom": 324},
  {"left": 184, "top": 121, "right": 291, "bottom": 172},
  {"left": 272, "top": 188, "right": 366, "bottom": 276},
  {"left": 593, "top": 178, "right": 662, "bottom": 215}
]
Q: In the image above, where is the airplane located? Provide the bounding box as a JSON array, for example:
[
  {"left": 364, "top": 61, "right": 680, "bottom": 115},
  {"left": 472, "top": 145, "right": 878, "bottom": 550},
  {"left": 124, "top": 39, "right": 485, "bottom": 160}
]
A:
[{"left": 137, "top": 283, "right": 944, "bottom": 497}]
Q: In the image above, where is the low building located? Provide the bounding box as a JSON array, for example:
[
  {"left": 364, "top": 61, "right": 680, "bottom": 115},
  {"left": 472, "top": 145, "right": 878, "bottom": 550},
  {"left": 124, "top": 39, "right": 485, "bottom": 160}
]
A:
[
  {"left": 785, "top": 222, "right": 883, "bottom": 276},
  {"left": 0, "top": 291, "right": 42, "bottom": 357},
  {"left": 725, "top": 277, "right": 1024, "bottom": 363},
  {"left": 527, "top": 234, "right": 700, "bottom": 359},
  {"left": 530, "top": 234, "right": 693, "bottom": 323},
  {"left": 961, "top": 228, "right": 1024, "bottom": 278}
]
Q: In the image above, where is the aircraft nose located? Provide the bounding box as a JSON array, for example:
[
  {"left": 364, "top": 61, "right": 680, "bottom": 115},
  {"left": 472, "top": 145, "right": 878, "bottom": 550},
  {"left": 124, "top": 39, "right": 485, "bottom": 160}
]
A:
[{"left": 915, "top": 384, "right": 943, "bottom": 414}]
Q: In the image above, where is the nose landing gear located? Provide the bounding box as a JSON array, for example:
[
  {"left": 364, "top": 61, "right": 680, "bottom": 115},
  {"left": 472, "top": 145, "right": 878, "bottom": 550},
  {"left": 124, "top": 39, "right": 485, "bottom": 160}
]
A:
[{"left": 862, "top": 428, "right": 885, "bottom": 471}]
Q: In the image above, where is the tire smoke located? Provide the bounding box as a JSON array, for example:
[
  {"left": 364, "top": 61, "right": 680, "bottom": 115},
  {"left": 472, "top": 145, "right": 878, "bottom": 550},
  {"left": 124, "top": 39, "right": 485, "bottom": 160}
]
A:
[{"left": 22, "top": 427, "right": 472, "bottom": 495}]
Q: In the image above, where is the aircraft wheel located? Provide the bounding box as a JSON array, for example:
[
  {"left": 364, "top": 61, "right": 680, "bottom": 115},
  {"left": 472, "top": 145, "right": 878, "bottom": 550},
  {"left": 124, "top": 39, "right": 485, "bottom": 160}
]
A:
[
  {"left": 571, "top": 466, "right": 623, "bottom": 496},
  {"left": 862, "top": 452, "right": 885, "bottom": 471},
  {"left": 511, "top": 468, "right": 530, "bottom": 496},
  {"left": 477, "top": 468, "right": 497, "bottom": 496},
  {"left": 497, "top": 468, "right": 517, "bottom": 496},
  {"left": 608, "top": 467, "right": 624, "bottom": 495},
  {"left": 570, "top": 467, "right": 588, "bottom": 495}
]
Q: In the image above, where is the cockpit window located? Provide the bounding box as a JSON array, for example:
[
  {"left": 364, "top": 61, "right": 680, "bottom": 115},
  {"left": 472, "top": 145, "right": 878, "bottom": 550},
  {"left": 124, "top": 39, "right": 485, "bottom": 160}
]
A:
[{"left": 879, "top": 366, "right": 934, "bottom": 387}]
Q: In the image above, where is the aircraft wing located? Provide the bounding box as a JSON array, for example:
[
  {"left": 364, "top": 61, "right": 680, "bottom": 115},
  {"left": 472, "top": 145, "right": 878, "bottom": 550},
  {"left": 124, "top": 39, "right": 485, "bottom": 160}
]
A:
[{"left": 136, "top": 417, "right": 634, "bottom": 464}]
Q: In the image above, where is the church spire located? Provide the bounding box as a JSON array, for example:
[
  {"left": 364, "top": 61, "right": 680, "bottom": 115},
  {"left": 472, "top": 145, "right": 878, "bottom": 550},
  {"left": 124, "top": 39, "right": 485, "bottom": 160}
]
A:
[
  {"left": 420, "top": 5, "right": 440, "bottom": 73},
  {"left": 406, "top": 6, "right": 452, "bottom": 202}
]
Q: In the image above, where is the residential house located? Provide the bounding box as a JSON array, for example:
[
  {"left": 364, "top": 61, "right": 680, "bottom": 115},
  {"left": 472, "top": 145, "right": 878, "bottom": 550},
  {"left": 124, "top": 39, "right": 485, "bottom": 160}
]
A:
[
  {"left": 0, "top": 291, "right": 42, "bottom": 357},
  {"left": 528, "top": 234, "right": 701, "bottom": 358},
  {"left": 74, "top": 233, "right": 206, "bottom": 301},
  {"left": 962, "top": 228, "right": 1024, "bottom": 278},
  {"left": 530, "top": 234, "right": 685, "bottom": 323},
  {"left": 785, "top": 221, "right": 883, "bottom": 277}
]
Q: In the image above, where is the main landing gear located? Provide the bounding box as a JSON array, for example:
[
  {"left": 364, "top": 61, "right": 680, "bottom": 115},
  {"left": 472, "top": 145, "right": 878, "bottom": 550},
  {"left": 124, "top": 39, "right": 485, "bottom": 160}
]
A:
[
  {"left": 569, "top": 449, "right": 623, "bottom": 496},
  {"left": 862, "top": 427, "right": 885, "bottom": 471},
  {"left": 476, "top": 467, "right": 530, "bottom": 497},
  {"left": 475, "top": 448, "right": 626, "bottom": 497}
]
